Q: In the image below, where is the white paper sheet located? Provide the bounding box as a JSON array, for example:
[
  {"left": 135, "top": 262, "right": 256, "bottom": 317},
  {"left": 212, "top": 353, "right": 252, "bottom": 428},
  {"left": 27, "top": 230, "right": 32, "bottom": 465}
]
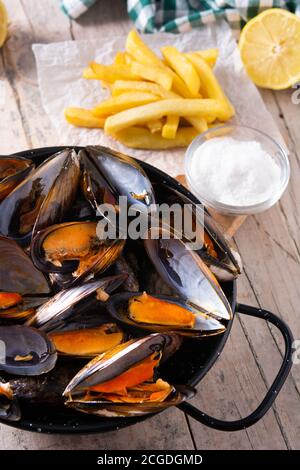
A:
[{"left": 33, "top": 21, "right": 286, "bottom": 178}]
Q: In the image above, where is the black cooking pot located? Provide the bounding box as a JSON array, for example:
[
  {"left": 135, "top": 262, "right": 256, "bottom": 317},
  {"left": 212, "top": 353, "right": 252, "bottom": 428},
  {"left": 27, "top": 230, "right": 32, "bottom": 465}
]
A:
[{"left": 0, "top": 147, "right": 293, "bottom": 434}]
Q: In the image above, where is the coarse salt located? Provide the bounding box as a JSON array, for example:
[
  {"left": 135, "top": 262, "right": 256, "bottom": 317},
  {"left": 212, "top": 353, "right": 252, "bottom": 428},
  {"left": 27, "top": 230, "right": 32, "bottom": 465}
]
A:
[{"left": 190, "top": 137, "right": 282, "bottom": 206}]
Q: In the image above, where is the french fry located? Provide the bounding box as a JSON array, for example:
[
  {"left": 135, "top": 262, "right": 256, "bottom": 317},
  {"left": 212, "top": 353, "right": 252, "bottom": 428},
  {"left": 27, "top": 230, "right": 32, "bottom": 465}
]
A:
[
  {"left": 147, "top": 119, "right": 163, "bottom": 133},
  {"left": 185, "top": 53, "right": 235, "bottom": 120},
  {"left": 194, "top": 48, "right": 219, "bottom": 67},
  {"left": 115, "top": 126, "right": 198, "bottom": 149},
  {"left": 187, "top": 117, "right": 208, "bottom": 133},
  {"left": 162, "top": 116, "right": 180, "bottom": 139},
  {"left": 111, "top": 80, "right": 175, "bottom": 99},
  {"left": 126, "top": 30, "right": 193, "bottom": 98},
  {"left": 114, "top": 52, "right": 127, "bottom": 65},
  {"left": 111, "top": 80, "right": 205, "bottom": 132},
  {"left": 161, "top": 46, "right": 200, "bottom": 97},
  {"left": 64, "top": 108, "right": 105, "bottom": 128},
  {"left": 131, "top": 61, "right": 173, "bottom": 90},
  {"left": 126, "top": 29, "right": 163, "bottom": 67},
  {"left": 83, "top": 67, "right": 101, "bottom": 80},
  {"left": 90, "top": 62, "right": 140, "bottom": 82},
  {"left": 92, "top": 91, "right": 159, "bottom": 117},
  {"left": 105, "top": 99, "right": 225, "bottom": 135}
]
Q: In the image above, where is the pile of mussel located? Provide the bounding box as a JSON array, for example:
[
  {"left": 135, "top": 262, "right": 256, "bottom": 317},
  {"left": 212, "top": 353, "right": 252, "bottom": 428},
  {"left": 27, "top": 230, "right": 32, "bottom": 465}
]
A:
[{"left": 0, "top": 146, "right": 242, "bottom": 422}]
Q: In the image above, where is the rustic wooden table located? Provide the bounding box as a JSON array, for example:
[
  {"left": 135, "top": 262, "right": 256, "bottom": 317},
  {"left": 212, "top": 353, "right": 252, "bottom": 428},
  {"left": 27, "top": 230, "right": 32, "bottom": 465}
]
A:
[{"left": 1, "top": 0, "right": 300, "bottom": 451}]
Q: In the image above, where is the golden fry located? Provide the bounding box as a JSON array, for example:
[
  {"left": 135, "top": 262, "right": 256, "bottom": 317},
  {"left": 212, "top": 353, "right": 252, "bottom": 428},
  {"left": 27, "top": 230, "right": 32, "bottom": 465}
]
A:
[
  {"left": 64, "top": 108, "right": 105, "bottom": 128},
  {"left": 161, "top": 46, "right": 200, "bottom": 97},
  {"left": 90, "top": 62, "right": 140, "bottom": 82},
  {"left": 185, "top": 53, "right": 235, "bottom": 120},
  {"left": 131, "top": 61, "right": 173, "bottom": 90},
  {"left": 126, "top": 30, "right": 163, "bottom": 67},
  {"left": 115, "top": 126, "right": 198, "bottom": 149},
  {"left": 147, "top": 119, "right": 163, "bottom": 133},
  {"left": 83, "top": 67, "right": 101, "bottom": 80},
  {"left": 187, "top": 116, "right": 208, "bottom": 133},
  {"left": 126, "top": 30, "right": 193, "bottom": 97},
  {"left": 162, "top": 115, "right": 180, "bottom": 139},
  {"left": 194, "top": 48, "right": 219, "bottom": 67},
  {"left": 114, "top": 52, "right": 127, "bottom": 65},
  {"left": 92, "top": 91, "right": 159, "bottom": 117},
  {"left": 105, "top": 99, "right": 224, "bottom": 135}
]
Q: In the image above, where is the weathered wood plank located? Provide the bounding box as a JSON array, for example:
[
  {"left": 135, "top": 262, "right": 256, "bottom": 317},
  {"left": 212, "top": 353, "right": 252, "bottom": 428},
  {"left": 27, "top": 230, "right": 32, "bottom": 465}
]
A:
[{"left": 0, "top": 407, "right": 194, "bottom": 450}]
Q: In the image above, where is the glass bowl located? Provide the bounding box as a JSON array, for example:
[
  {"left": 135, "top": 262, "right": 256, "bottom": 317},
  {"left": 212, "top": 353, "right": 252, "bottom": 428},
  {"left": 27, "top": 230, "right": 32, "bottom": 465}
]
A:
[{"left": 184, "top": 124, "right": 290, "bottom": 215}]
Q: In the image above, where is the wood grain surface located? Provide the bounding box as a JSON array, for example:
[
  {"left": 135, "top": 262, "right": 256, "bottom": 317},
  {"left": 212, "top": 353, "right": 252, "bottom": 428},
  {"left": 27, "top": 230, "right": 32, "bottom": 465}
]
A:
[{"left": 0, "top": 0, "right": 299, "bottom": 450}]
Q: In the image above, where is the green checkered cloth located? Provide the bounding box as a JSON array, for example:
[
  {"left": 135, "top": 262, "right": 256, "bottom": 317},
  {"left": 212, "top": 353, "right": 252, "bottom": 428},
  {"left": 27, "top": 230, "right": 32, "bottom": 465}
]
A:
[
  {"left": 60, "top": 1, "right": 300, "bottom": 37},
  {"left": 128, "top": 1, "right": 300, "bottom": 36}
]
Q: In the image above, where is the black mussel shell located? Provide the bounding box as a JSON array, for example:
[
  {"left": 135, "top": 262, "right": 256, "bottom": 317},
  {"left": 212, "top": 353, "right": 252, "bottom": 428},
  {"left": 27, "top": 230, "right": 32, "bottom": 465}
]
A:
[
  {"left": 153, "top": 183, "right": 242, "bottom": 280},
  {"left": 0, "top": 149, "right": 79, "bottom": 246},
  {"left": 30, "top": 221, "right": 125, "bottom": 284},
  {"left": 66, "top": 385, "right": 195, "bottom": 418},
  {"left": 63, "top": 333, "right": 182, "bottom": 395},
  {"left": 107, "top": 292, "right": 226, "bottom": 337},
  {"left": 0, "top": 156, "right": 34, "bottom": 202},
  {"left": 0, "top": 325, "right": 57, "bottom": 376},
  {"left": 82, "top": 146, "right": 156, "bottom": 213},
  {"left": 0, "top": 236, "right": 50, "bottom": 295},
  {"left": 26, "top": 275, "right": 127, "bottom": 332},
  {"left": 144, "top": 226, "right": 232, "bottom": 320}
]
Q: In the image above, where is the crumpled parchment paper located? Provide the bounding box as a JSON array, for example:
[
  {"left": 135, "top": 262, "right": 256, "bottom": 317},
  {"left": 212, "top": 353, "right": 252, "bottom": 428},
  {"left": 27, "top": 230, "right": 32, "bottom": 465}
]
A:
[{"left": 33, "top": 21, "right": 286, "bottom": 177}]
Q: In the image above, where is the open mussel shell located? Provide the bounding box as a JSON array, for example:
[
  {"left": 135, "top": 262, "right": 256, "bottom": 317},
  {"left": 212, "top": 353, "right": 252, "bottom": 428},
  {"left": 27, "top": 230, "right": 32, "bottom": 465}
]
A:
[
  {"left": 0, "top": 149, "right": 79, "bottom": 246},
  {"left": 153, "top": 183, "right": 242, "bottom": 281},
  {"left": 0, "top": 295, "right": 47, "bottom": 322},
  {"left": 26, "top": 275, "right": 127, "bottom": 332},
  {"left": 107, "top": 292, "right": 226, "bottom": 337},
  {"left": 66, "top": 385, "right": 195, "bottom": 418},
  {"left": 0, "top": 236, "right": 50, "bottom": 295},
  {"left": 49, "top": 323, "right": 125, "bottom": 358},
  {"left": 31, "top": 149, "right": 80, "bottom": 239},
  {"left": 64, "top": 333, "right": 182, "bottom": 396},
  {"left": 0, "top": 156, "right": 34, "bottom": 202},
  {"left": 31, "top": 221, "right": 125, "bottom": 284},
  {"left": 144, "top": 226, "right": 232, "bottom": 321},
  {"left": 81, "top": 146, "right": 156, "bottom": 214},
  {"left": 0, "top": 325, "right": 57, "bottom": 376}
]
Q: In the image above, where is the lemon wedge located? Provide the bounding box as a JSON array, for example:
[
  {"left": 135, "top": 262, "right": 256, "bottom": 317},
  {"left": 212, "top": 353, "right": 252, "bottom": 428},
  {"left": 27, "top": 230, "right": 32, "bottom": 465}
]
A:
[
  {"left": 239, "top": 9, "right": 300, "bottom": 90},
  {"left": 0, "top": 0, "right": 8, "bottom": 48}
]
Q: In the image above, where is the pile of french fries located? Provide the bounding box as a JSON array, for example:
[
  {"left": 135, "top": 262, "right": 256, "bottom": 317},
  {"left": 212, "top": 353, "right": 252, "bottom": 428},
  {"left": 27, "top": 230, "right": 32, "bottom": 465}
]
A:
[{"left": 64, "top": 30, "right": 235, "bottom": 150}]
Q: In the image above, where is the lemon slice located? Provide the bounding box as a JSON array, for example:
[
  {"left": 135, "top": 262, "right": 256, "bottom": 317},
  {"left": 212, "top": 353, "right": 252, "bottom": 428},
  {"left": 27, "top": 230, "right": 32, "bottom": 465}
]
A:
[
  {"left": 0, "top": 0, "right": 8, "bottom": 48},
  {"left": 239, "top": 9, "right": 300, "bottom": 90}
]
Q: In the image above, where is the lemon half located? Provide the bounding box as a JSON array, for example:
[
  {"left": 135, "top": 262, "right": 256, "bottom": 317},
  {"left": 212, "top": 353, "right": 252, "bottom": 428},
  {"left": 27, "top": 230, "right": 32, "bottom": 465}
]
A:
[
  {"left": 0, "top": 0, "right": 8, "bottom": 48},
  {"left": 239, "top": 9, "right": 300, "bottom": 90}
]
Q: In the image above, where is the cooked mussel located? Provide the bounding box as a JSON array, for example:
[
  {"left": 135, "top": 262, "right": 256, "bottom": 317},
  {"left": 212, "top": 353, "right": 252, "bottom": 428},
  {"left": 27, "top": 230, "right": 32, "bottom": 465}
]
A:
[
  {"left": 81, "top": 146, "right": 156, "bottom": 214},
  {"left": 153, "top": 183, "right": 242, "bottom": 281},
  {"left": 107, "top": 292, "right": 226, "bottom": 337},
  {"left": 144, "top": 226, "right": 232, "bottom": 321},
  {"left": 0, "top": 149, "right": 80, "bottom": 246},
  {"left": 0, "top": 156, "right": 34, "bottom": 201},
  {"left": 31, "top": 221, "right": 125, "bottom": 283},
  {"left": 49, "top": 323, "right": 125, "bottom": 358},
  {"left": 0, "top": 293, "right": 46, "bottom": 322},
  {"left": 0, "top": 325, "right": 57, "bottom": 376},
  {"left": 63, "top": 333, "right": 193, "bottom": 417},
  {"left": 26, "top": 275, "right": 127, "bottom": 332}
]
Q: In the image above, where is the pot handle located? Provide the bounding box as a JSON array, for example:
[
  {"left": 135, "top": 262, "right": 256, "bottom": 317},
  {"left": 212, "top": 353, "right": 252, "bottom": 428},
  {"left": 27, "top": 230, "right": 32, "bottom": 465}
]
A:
[{"left": 178, "top": 303, "right": 294, "bottom": 431}]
